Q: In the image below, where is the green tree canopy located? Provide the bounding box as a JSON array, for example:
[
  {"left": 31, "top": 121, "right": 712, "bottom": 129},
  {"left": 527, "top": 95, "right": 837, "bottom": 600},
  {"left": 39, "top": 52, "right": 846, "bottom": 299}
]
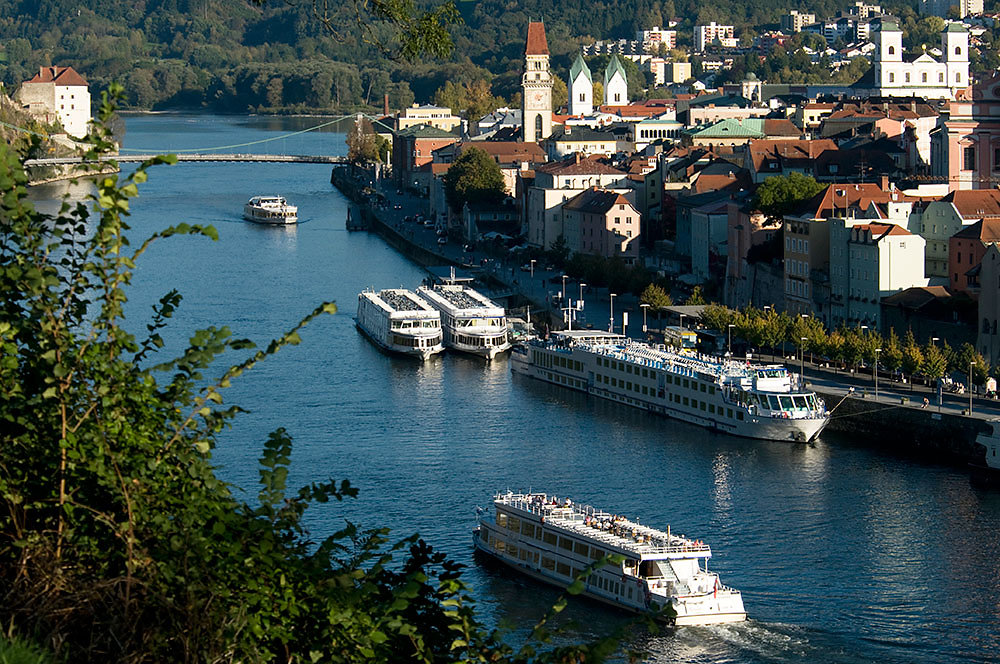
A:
[
  {"left": 442, "top": 147, "right": 506, "bottom": 212},
  {"left": 751, "top": 173, "right": 825, "bottom": 218},
  {"left": 640, "top": 283, "right": 673, "bottom": 311}
]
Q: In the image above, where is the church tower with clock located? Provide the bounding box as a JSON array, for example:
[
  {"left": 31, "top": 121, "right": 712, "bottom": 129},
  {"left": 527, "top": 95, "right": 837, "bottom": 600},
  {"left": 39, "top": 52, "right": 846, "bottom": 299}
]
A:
[{"left": 522, "top": 21, "right": 553, "bottom": 143}]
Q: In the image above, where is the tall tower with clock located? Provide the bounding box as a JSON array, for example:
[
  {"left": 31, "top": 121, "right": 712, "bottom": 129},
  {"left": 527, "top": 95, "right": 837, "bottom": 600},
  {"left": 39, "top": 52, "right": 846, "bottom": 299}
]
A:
[{"left": 522, "top": 21, "right": 553, "bottom": 143}]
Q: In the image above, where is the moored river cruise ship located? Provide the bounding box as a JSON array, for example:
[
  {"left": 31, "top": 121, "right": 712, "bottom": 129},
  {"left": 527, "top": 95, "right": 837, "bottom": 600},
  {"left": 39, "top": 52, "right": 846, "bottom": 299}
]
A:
[
  {"left": 474, "top": 491, "right": 746, "bottom": 626},
  {"left": 356, "top": 289, "right": 444, "bottom": 361},
  {"left": 416, "top": 283, "right": 511, "bottom": 360},
  {"left": 511, "top": 330, "right": 829, "bottom": 442}
]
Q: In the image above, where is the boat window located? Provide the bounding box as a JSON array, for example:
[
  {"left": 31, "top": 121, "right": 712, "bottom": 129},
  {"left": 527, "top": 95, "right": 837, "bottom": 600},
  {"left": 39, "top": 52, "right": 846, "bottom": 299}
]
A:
[
  {"left": 521, "top": 523, "right": 535, "bottom": 538},
  {"left": 792, "top": 395, "right": 808, "bottom": 409},
  {"left": 590, "top": 547, "right": 604, "bottom": 560},
  {"left": 508, "top": 517, "right": 520, "bottom": 532},
  {"left": 543, "top": 531, "right": 557, "bottom": 546},
  {"left": 557, "top": 562, "right": 572, "bottom": 577},
  {"left": 497, "top": 513, "right": 507, "bottom": 527},
  {"left": 768, "top": 395, "right": 781, "bottom": 410},
  {"left": 559, "top": 537, "right": 574, "bottom": 551},
  {"left": 574, "top": 541, "right": 589, "bottom": 555},
  {"left": 541, "top": 557, "right": 555, "bottom": 570},
  {"left": 779, "top": 395, "right": 794, "bottom": 410},
  {"left": 807, "top": 395, "right": 817, "bottom": 409}
]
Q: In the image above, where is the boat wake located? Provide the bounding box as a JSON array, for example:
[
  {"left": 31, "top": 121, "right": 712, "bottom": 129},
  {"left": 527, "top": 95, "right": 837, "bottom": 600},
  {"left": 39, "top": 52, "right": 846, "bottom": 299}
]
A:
[{"left": 637, "top": 619, "right": 814, "bottom": 663}]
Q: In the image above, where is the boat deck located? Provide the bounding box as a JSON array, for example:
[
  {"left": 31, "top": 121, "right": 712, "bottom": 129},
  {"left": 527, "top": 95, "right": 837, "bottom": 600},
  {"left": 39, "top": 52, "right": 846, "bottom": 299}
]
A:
[
  {"left": 498, "top": 492, "right": 710, "bottom": 558},
  {"left": 380, "top": 290, "right": 426, "bottom": 312}
]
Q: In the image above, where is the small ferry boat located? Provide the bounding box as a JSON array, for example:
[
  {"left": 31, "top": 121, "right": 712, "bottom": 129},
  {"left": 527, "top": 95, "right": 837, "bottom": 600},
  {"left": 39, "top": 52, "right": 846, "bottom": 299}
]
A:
[
  {"left": 511, "top": 330, "right": 828, "bottom": 443},
  {"left": 474, "top": 491, "right": 746, "bottom": 626},
  {"left": 356, "top": 289, "right": 444, "bottom": 361},
  {"left": 243, "top": 196, "right": 298, "bottom": 224},
  {"left": 416, "top": 281, "right": 511, "bottom": 361}
]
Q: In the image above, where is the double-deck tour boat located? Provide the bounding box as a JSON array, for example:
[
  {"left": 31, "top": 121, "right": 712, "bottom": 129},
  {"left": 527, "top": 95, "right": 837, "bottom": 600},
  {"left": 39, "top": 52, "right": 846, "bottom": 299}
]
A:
[
  {"left": 474, "top": 491, "right": 746, "bottom": 626},
  {"left": 356, "top": 289, "right": 444, "bottom": 361},
  {"left": 511, "top": 330, "right": 828, "bottom": 442},
  {"left": 416, "top": 282, "right": 510, "bottom": 361},
  {"left": 243, "top": 196, "right": 298, "bottom": 224}
]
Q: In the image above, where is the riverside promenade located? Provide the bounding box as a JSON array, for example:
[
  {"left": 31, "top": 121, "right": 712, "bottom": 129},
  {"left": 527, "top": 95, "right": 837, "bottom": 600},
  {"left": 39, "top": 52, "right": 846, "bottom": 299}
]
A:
[{"left": 333, "top": 168, "right": 1000, "bottom": 463}]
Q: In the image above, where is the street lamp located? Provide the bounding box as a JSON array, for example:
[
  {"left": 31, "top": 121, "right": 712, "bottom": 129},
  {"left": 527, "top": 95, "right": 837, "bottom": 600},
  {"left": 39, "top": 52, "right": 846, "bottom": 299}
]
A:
[
  {"left": 609, "top": 293, "right": 617, "bottom": 333},
  {"left": 679, "top": 313, "right": 686, "bottom": 329},
  {"left": 579, "top": 283, "right": 587, "bottom": 305},
  {"left": 800, "top": 336, "right": 808, "bottom": 390},
  {"left": 641, "top": 303, "right": 650, "bottom": 334},
  {"left": 874, "top": 347, "right": 881, "bottom": 401},
  {"left": 970, "top": 361, "right": 976, "bottom": 414},
  {"left": 728, "top": 323, "right": 736, "bottom": 354},
  {"left": 931, "top": 336, "right": 939, "bottom": 346},
  {"left": 529, "top": 259, "right": 536, "bottom": 279},
  {"left": 561, "top": 274, "right": 568, "bottom": 301}
]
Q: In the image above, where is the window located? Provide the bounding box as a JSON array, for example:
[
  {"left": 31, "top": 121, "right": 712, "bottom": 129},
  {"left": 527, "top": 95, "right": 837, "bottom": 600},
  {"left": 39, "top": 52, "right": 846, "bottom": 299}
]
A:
[
  {"left": 922, "top": 73, "right": 927, "bottom": 83},
  {"left": 957, "top": 72, "right": 962, "bottom": 83},
  {"left": 889, "top": 73, "right": 895, "bottom": 83},
  {"left": 939, "top": 72, "right": 945, "bottom": 83},
  {"left": 888, "top": 46, "right": 895, "bottom": 55},
  {"left": 956, "top": 46, "right": 961, "bottom": 55},
  {"left": 579, "top": 93, "right": 585, "bottom": 101},
  {"left": 905, "top": 73, "right": 910, "bottom": 83},
  {"left": 614, "top": 93, "right": 621, "bottom": 102},
  {"left": 993, "top": 147, "right": 1000, "bottom": 170},
  {"left": 964, "top": 146, "right": 976, "bottom": 171}
]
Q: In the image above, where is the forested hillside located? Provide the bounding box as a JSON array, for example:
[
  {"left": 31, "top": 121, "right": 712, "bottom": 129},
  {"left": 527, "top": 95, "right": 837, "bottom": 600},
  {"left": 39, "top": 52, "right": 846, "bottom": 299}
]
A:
[{"left": 0, "top": 0, "right": 995, "bottom": 113}]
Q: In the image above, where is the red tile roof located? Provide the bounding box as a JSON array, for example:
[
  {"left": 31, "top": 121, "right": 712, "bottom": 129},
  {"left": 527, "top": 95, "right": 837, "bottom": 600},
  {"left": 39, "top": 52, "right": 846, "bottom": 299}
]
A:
[
  {"left": 952, "top": 217, "right": 1000, "bottom": 242},
  {"left": 535, "top": 154, "right": 624, "bottom": 176},
  {"left": 851, "top": 223, "right": 912, "bottom": 240},
  {"left": 526, "top": 22, "right": 549, "bottom": 55},
  {"left": 944, "top": 189, "right": 1000, "bottom": 218},
  {"left": 27, "top": 66, "right": 88, "bottom": 86},
  {"left": 796, "top": 183, "right": 895, "bottom": 219},
  {"left": 746, "top": 138, "right": 838, "bottom": 173},
  {"left": 563, "top": 187, "right": 633, "bottom": 214}
]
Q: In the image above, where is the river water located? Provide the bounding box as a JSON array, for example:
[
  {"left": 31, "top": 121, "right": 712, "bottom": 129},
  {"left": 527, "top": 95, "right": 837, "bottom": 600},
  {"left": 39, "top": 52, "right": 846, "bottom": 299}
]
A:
[{"left": 28, "top": 115, "right": 1000, "bottom": 663}]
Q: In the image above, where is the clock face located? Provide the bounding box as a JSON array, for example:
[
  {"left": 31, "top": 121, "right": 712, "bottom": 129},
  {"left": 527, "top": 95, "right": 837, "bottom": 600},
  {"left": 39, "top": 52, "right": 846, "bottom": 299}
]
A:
[{"left": 533, "top": 91, "right": 545, "bottom": 104}]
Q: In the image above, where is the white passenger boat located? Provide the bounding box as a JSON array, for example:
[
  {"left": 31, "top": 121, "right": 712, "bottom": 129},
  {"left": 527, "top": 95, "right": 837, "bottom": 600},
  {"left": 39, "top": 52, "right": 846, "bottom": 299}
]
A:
[
  {"left": 243, "top": 196, "right": 298, "bottom": 224},
  {"left": 416, "top": 283, "right": 510, "bottom": 360},
  {"left": 970, "top": 418, "right": 1000, "bottom": 485},
  {"left": 474, "top": 491, "right": 746, "bottom": 626},
  {"left": 511, "top": 330, "right": 828, "bottom": 443},
  {"left": 356, "top": 289, "right": 444, "bottom": 361}
]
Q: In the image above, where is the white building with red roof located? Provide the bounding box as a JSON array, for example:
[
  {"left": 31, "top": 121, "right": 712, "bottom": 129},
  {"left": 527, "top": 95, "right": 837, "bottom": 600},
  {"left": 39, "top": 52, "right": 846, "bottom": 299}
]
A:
[{"left": 16, "top": 66, "right": 91, "bottom": 137}]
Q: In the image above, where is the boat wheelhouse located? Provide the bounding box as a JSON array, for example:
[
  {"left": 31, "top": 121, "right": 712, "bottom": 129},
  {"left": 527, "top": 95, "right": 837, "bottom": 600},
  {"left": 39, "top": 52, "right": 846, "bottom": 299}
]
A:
[
  {"left": 356, "top": 289, "right": 444, "bottom": 361},
  {"left": 474, "top": 491, "right": 746, "bottom": 626},
  {"left": 511, "top": 330, "right": 828, "bottom": 443},
  {"left": 416, "top": 283, "right": 510, "bottom": 360},
  {"left": 243, "top": 196, "right": 298, "bottom": 224}
]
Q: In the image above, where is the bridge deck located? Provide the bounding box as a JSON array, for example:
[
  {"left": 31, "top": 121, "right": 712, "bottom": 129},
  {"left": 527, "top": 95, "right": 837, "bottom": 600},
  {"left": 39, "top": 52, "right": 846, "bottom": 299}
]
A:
[{"left": 25, "top": 153, "right": 349, "bottom": 166}]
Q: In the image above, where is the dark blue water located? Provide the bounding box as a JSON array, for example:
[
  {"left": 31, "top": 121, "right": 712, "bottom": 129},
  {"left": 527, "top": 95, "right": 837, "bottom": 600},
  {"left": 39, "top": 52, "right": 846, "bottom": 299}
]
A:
[{"left": 29, "top": 115, "right": 1000, "bottom": 663}]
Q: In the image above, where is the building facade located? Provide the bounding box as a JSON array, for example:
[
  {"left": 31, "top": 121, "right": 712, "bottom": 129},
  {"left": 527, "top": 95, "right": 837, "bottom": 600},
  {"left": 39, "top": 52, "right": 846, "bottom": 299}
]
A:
[
  {"left": 568, "top": 54, "right": 594, "bottom": 117},
  {"left": 16, "top": 66, "right": 90, "bottom": 137},
  {"left": 604, "top": 56, "right": 629, "bottom": 106},
  {"left": 870, "top": 22, "right": 968, "bottom": 99},
  {"left": 523, "top": 22, "right": 554, "bottom": 142},
  {"left": 978, "top": 244, "right": 1000, "bottom": 369},
  {"left": 694, "top": 23, "right": 737, "bottom": 52},
  {"left": 561, "top": 187, "right": 641, "bottom": 262}
]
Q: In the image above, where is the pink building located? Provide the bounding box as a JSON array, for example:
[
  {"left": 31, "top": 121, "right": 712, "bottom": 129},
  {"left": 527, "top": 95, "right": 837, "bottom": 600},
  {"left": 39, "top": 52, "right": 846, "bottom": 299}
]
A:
[
  {"left": 948, "top": 218, "right": 1000, "bottom": 295},
  {"left": 561, "top": 187, "right": 641, "bottom": 263},
  {"left": 930, "top": 72, "right": 1000, "bottom": 191}
]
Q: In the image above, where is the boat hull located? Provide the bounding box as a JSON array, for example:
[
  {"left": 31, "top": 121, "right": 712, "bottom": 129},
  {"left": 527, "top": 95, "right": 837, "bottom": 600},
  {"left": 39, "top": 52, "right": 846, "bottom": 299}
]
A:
[
  {"left": 243, "top": 212, "right": 298, "bottom": 225},
  {"left": 511, "top": 344, "right": 829, "bottom": 443},
  {"left": 355, "top": 320, "right": 443, "bottom": 361}
]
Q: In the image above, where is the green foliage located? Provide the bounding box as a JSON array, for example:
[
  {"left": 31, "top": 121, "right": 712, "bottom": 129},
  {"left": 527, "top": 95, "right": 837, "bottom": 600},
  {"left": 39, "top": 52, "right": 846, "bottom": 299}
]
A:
[
  {"left": 881, "top": 328, "right": 903, "bottom": 372},
  {"left": 686, "top": 286, "right": 706, "bottom": 305},
  {"left": 0, "top": 88, "right": 657, "bottom": 663},
  {"left": 901, "top": 329, "right": 924, "bottom": 378},
  {"left": 921, "top": 342, "right": 948, "bottom": 383},
  {"left": 347, "top": 117, "right": 382, "bottom": 164},
  {"left": 563, "top": 253, "right": 656, "bottom": 295},
  {"left": 954, "top": 342, "right": 991, "bottom": 385},
  {"left": 0, "top": 637, "right": 53, "bottom": 664},
  {"left": 640, "top": 283, "right": 673, "bottom": 311},
  {"left": 751, "top": 173, "right": 825, "bottom": 219},
  {"left": 443, "top": 147, "right": 506, "bottom": 212}
]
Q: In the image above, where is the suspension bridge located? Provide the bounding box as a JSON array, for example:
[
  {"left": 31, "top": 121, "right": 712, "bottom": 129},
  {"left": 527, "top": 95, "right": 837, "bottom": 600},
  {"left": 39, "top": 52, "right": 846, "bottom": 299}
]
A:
[{"left": 8, "top": 112, "right": 393, "bottom": 168}]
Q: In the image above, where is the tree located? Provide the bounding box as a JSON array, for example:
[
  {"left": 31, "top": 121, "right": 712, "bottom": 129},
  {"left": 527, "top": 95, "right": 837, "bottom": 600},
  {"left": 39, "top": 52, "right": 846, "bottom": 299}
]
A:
[
  {"left": 686, "top": 286, "right": 706, "bottom": 305},
  {"left": 347, "top": 116, "right": 380, "bottom": 164},
  {"left": 901, "top": 330, "right": 924, "bottom": 381},
  {"left": 956, "top": 342, "right": 991, "bottom": 385},
  {"left": 640, "top": 283, "right": 673, "bottom": 312},
  {"left": 443, "top": 147, "right": 506, "bottom": 212},
  {"left": 921, "top": 342, "right": 948, "bottom": 384},
  {"left": 551, "top": 74, "right": 568, "bottom": 113},
  {"left": 751, "top": 172, "right": 825, "bottom": 219},
  {"left": 0, "top": 87, "right": 656, "bottom": 663},
  {"left": 882, "top": 328, "right": 903, "bottom": 374}
]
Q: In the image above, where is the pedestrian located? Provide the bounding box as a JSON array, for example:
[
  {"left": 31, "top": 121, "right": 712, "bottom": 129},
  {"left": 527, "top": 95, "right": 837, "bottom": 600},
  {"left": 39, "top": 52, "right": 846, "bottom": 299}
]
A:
[{"left": 922, "top": 397, "right": 929, "bottom": 409}]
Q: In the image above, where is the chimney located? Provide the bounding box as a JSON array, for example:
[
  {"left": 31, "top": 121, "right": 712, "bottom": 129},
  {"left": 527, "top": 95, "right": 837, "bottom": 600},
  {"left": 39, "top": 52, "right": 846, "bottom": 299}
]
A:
[
  {"left": 575, "top": 152, "right": 582, "bottom": 164},
  {"left": 880, "top": 175, "right": 889, "bottom": 192},
  {"left": 384, "top": 94, "right": 389, "bottom": 116}
]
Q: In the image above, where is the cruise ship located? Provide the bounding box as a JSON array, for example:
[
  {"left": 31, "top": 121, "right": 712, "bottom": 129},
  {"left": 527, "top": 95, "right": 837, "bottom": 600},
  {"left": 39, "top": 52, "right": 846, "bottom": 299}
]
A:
[
  {"left": 511, "top": 330, "right": 828, "bottom": 443},
  {"left": 474, "top": 491, "right": 746, "bottom": 626},
  {"left": 416, "top": 283, "right": 511, "bottom": 360},
  {"left": 356, "top": 289, "right": 444, "bottom": 361},
  {"left": 243, "top": 196, "right": 298, "bottom": 224}
]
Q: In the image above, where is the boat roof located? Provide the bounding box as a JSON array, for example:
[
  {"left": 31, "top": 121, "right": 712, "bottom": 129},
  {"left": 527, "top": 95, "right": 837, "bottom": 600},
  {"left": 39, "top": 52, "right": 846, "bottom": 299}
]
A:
[
  {"left": 493, "top": 491, "right": 711, "bottom": 561},
  {"left": 361, "top": 289, "right": 438, "bottom": 317},
  {"left": 417, "top": 284, "right": 505, "bottom": 317},
  {"left": 546, "top": 334, "right": 792, "bottom": 387}
]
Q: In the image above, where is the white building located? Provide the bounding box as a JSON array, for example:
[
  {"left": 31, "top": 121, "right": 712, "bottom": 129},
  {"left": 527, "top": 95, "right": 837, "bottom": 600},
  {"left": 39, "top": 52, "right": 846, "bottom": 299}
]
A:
[
  {"left": 870, "top": 21, "right": 968, "bottom": 99},
  {"left": 397, "top": 104, "right": 461, "bottom": 131},
  {"left": 830, "top": 221, "right": 928, "bottom": 327},
  {"left": 637, "top": 27, "right": 677, "bottom": 51},
  {"left": 16, "top": 66, "right": 91, "bottom": 137},
  {"left": 920, "top": 0, "right": 982, "bottom": 18},
  {"left": 526, "top": 155, "right": 631, "bottom": 249},
  {"left": 568, "top": 53, "right": 593, "bottom": 116},
  {"left": 781, "top": 11, "right": 816, "bottom": 33},
  {"left": 694, "top": 23, "right": 737, "bottom": 52},
  {"left": 604, "top": 56, "right": 629, "bottom": 106}
]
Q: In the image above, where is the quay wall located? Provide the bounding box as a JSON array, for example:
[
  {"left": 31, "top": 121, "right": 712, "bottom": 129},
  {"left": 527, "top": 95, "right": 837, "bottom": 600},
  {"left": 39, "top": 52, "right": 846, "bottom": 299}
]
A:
[{"left": 815, "top": 389, "right": 992, "bottom": 464}]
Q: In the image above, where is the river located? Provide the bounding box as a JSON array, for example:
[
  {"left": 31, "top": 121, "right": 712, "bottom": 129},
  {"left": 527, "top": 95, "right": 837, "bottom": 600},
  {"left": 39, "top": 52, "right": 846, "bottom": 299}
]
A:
[{"left": 27, "top": 114, "right": 1000, "bottom": 663}]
